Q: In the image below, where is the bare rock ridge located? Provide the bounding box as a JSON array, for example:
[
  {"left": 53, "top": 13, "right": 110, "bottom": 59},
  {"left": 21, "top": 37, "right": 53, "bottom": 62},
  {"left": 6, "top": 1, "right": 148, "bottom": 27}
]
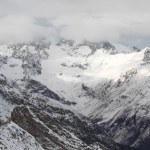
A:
[{"left": 143, "top": 48, "right": 150, "bottom": 62}]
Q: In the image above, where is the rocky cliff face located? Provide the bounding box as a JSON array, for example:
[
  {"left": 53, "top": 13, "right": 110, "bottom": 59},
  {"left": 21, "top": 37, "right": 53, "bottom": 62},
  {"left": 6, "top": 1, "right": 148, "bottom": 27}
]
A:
[{"left": 0, "top": 40, "right": 149, "bottom": 150}]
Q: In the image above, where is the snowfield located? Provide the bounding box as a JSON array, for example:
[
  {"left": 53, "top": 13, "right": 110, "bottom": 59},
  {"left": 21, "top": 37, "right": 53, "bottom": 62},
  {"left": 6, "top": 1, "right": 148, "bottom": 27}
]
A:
[{"left": 0, "top": 40, "right": 150, "bottom": 150}]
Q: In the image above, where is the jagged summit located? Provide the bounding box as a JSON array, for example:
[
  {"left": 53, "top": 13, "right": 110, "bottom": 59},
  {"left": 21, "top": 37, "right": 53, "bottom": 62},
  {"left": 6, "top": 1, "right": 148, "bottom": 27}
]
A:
[{"left": 143, "top": 47, "right": 150, "bottom": 62}]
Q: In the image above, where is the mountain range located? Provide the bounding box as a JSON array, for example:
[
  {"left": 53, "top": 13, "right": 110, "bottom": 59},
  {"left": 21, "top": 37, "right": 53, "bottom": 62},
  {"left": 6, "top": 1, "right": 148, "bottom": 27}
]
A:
[{"left": 0, "top": 40, "right": 150, "bottom": 150}]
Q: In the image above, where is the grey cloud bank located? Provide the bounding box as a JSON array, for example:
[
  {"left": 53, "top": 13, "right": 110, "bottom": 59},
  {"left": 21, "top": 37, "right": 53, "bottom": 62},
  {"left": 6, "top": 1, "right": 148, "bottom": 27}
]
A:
[{"left": 0, "top": 0, "right": 150, "bottom": 48}]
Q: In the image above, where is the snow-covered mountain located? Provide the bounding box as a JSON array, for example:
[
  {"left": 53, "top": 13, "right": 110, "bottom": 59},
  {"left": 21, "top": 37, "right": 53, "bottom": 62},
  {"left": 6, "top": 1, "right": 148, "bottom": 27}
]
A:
[{"left": 0, "top": 40, "right": 149, "bottom": 150}]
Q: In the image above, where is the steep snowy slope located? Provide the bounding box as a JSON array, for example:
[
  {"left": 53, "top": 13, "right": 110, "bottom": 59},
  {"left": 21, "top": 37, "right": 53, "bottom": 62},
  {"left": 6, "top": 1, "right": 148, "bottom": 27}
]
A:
[
  {"left": 0, "top": 40, "right": 149, "bottom": 149},
  {"left": 0, "top": 70, "right": 106, "bottom": 150}
]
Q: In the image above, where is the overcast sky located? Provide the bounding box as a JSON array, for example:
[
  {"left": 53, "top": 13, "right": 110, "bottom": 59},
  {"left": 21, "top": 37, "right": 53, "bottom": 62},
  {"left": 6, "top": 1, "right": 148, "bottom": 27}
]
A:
[{"left": 0, "top": 0, "right": 150, "bottom": 47}]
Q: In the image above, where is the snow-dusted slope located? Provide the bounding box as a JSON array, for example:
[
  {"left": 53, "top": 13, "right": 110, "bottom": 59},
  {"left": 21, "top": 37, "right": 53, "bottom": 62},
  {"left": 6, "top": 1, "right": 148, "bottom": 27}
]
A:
[
  {"left": 0, "top": 122, "right": 45, "bottom": 150},
  {"left": 0, "top": 40, "right": 149, "bottom": 149}
]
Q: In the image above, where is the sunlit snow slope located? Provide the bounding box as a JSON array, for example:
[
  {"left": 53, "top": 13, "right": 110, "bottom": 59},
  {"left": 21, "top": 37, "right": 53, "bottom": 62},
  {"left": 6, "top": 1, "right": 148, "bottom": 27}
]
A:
[{"left": 0, "top": 40, "right": 150, "bottom": 150}]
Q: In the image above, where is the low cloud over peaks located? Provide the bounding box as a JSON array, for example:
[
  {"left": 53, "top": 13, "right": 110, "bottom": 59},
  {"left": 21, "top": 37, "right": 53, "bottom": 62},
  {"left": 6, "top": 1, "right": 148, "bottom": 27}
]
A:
[{"left": 0, "top": 0, "right": 150, "bottom": 47}]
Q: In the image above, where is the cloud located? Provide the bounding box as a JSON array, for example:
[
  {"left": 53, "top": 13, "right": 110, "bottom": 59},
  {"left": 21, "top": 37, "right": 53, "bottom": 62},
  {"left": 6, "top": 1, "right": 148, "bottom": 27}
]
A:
[{"left": 0, "top": 0, "right": 150, "bottom": 47}]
